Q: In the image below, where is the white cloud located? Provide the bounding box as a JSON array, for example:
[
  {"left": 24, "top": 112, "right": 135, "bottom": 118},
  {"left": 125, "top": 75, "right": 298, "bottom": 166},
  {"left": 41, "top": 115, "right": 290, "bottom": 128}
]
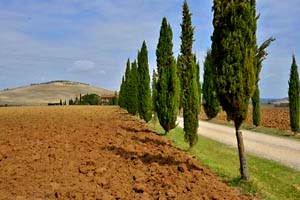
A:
[
  {"left": 96, "top": 70, "right": 106, "bottom": 75},
  {"left": 71, "top": 60, "right": 96, "bottom": 72}
]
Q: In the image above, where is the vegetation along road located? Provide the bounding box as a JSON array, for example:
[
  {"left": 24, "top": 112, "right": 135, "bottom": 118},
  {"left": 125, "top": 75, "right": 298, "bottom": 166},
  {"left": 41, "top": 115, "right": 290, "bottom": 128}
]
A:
[{"left": 177, "top": 117, "right": 300, "bottom": 169}]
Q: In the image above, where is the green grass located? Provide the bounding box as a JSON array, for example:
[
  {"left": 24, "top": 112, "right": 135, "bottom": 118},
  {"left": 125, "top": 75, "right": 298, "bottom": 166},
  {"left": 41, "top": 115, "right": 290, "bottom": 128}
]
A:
[{"left": 149, "top": 121, "right": 300, "bottom": 200}]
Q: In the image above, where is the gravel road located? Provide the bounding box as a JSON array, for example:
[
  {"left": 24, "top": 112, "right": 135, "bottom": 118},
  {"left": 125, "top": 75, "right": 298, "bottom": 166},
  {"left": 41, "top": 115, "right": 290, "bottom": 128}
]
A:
[{"left": 177, "top": 117, "right": 300, "bottom": 170}]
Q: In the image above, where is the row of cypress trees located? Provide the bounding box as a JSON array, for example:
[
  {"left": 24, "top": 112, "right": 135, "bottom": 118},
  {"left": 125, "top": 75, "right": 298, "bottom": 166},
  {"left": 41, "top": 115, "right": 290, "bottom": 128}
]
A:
[
  {"left": 118, "top": 41, "right": 152, "bottom": 123},
  {"left": 154, "top": 1, "right": 201, "bottom": 148},
  {"left": 119, "top": 0, "right": 201, "bottom": 149},
  {"left": 119, "top": 0, "right": 299, "bottom": 182}
]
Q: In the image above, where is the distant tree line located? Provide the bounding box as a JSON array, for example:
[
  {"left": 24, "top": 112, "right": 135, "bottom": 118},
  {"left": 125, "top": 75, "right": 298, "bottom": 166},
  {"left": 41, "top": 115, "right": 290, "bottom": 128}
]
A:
[{"left": 50, "top": 93, "right": 118, "bottom": 106}]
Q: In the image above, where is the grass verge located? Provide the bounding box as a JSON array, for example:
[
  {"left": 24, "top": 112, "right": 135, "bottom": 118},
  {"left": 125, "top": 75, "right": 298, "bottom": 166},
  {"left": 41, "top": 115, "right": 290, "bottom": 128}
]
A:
[{"left": 149, "top": 121, "right": 300, "bottom": 200}]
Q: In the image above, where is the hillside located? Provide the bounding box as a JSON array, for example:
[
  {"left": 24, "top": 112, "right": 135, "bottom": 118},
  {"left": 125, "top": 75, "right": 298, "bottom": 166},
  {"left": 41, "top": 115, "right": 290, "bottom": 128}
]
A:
[{"left": 0, "top": 80, "right": 114, "bottom": 106}]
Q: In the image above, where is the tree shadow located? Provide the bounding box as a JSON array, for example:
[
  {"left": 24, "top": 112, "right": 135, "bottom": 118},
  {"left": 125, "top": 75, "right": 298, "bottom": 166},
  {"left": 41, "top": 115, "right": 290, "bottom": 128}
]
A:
[
  {"left": 131, "top": 136, "right": 171, "bottom": 147},
  {"left": 120, "top": 126, "right": 152, "bottom": 134},
  {"left": 101, "top": 145, "right": 203, "bottom": 171},
  {"left": 226, "top": 176, "right": 259, "bottom": 196}
]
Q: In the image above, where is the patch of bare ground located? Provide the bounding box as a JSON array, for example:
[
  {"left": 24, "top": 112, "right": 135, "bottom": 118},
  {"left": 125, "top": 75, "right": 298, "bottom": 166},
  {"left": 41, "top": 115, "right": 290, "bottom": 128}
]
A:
[
  {"left": 0, "top": 106, "right": 255, "bottom": 199},
  {"left": 201, "top": 105, "right": 291, "bottom": 131}
]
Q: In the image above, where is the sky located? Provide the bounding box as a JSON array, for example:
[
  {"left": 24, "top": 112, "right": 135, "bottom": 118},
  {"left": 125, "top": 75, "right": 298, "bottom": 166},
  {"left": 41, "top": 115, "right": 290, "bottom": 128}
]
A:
[{"left": 0, "top": 0, "right": 299, "bottom": 99}]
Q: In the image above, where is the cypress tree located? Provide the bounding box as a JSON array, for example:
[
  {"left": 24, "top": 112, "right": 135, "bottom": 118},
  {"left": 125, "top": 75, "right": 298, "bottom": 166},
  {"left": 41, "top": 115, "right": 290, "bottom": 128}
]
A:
[
  {"left": 251, "top": 86, "right": 260, "bottom": 125},
  {"left": 137, "top": 41, "right": 152, "bottom": 122},
  {"left": 152, "top": 69, "right": 159, "bottom": 127},
  {"left": 252, "top": 37, "right": 275, "bottom": 126},
  {"left": 177, "top": 55, "right": 184, "bottom": 114},
  {"left": 194, "top": 54, "right": 202, "bottom": 110},
  {"left": 124, "top": 58, "right": 131, "bottom": 111},
  {"left": 126, "top": 60, "right": 139, "bottom": 115},
  {"left": 202, "top": 49, "right": 220, "bottom": 119},
  {"left": 118, "top": 76, "right": 125, "bottom": 108},
  {"left": 156, "top": 17, "right": 179, "bottom": 134},
  {"left": 288, "top": 55, "right": 300, "bottom": 133},
  {"left": 211, "top": 0, "right": 257, "bottom": 181},
  {"left": 180, "top": 0, "right": 199, "bottom": 148},
  {"left": 152, "top": 69, "right": 158, "bottom": 113}
]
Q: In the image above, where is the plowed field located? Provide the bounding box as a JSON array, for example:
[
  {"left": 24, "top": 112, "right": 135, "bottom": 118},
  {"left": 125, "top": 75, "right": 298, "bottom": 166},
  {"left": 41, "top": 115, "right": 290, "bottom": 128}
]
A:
[
  {"left": 0, "top": 106, "right": 254, "bottom": 199},
  {"left": 201, "top": 105, "right": 290, "bottom": 131}
]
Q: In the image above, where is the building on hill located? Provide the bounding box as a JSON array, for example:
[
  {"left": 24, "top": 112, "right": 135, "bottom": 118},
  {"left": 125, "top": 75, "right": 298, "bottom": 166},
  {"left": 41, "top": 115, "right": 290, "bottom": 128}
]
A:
[{"left": 101, "top": 94, "right": 117, "bottom": 104}]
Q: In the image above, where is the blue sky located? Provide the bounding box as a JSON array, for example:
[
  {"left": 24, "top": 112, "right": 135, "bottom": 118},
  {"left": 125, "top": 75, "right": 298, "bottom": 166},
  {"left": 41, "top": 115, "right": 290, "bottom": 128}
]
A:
[{"left": 0, "top": 0, "right": 299, "bottom": 98}]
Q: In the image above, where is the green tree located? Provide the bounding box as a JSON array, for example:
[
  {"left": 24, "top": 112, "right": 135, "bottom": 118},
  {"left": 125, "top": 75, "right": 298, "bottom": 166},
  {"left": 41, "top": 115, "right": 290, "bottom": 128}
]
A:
[
  {"left": 109, "top": 91, "right": 118, "bottom": 105},
  {"left": 252, "top": 37, "right": 275, "bottom": 126},
  {"left": 152, "top": 69, "right": 158, "bottom": 113},
  {"left": 155, "top": 17, "right": 179, "bottom": 134},
  {"left": 194, "top": 54, "right": 201, "bottom": 110},
  {"left": 137, "top": 41, "right": 152, "bottom": 122},
  {"left": 127, "top": 60, "right": 139, "bottom": 115},
  {"left": 288, "top": 55, "right": 300, "bottom": 133},
  {"left": 118, "top": 76, "right": 126, "bottom": 108},
  {"left": 152, "top": 69, "right": 159, "bottom": 128},
  {"left": 124, "top": 58, "right": 131, "bottom": 110},
  {"left": 177, "top": 55, "right": 184, "bottom": 114},
  {"left": 180, "top": 0, "right": 199, "bottom": 148},
  {"left": 74, "top": 96, "right": 79, "bottom": 104},
  {"left": 81, "top": 94, "right": 100, "bottom": 105},
  {"left": 202, "top": 49, "right": 220, "bottom": 119},
  {"left": 69, "top": 98, "right": 74, "bottom": 105},
  {"left": 211, "top": 0, "right": 257, "bottom": 181}
]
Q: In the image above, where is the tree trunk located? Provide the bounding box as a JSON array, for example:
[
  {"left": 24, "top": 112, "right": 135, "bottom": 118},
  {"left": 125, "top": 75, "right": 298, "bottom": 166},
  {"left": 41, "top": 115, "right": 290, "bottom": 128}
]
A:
[{"left": 235, "top": 129, "right": 249, "bottom": 181}]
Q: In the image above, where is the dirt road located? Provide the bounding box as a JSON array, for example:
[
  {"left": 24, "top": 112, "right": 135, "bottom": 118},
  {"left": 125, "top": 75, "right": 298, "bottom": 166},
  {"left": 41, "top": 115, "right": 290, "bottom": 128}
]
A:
[{"left": 177, "top": 117, "right": 300, "bottom": 169}]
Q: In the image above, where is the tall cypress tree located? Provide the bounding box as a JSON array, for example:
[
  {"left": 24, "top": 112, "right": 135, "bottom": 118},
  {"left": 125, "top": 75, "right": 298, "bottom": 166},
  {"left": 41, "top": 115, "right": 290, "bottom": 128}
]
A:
[
  {"left": 288, "top": 55, "right": 300, "bottom": 133},
  {"left": 252, "top": 37, "right": 275, "bottom": 126},
  {"left": 152, "top": 69, "right": 158, "bottom": 113},
  {"left": 177, "top": 55, "right": 184, "bottom": 114},
  {"left": 124, "top": 58, "right": 131, "bottom": 110},
  {"left": 118, "top": 76, "right": 125, "bottom": 108},
  {"left": 137, "top": 41, "right": 152, "bottom": 122},
  {"left": 180, "top": 0, "right": 199, "bottom": 148},
  {"left": 202, "top": 49, "right": 220, "bottom": 119},
  {"left": 156, "top": 17, "right": 179, "bottom": 134},
  {"left": 194, "top": 54, "right": 202, "bottom": 110},
  {"left": 151, "top": 69, "right": 159, "bottom": 127},
  {"left": 211, "top": 0, "right": 257, "bottom": 181},
  {"left": 126, "top": 60, "right": 139, "bottom": 115}
]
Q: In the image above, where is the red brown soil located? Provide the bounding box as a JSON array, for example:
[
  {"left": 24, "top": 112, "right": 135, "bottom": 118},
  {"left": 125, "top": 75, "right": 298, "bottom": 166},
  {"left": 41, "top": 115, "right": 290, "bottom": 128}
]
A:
[
  {"left": 201, "top": 105, "right": 290, "bottom": 131},
  {"left": 0, "top": 106, "right": 255, "bottom": 200}
]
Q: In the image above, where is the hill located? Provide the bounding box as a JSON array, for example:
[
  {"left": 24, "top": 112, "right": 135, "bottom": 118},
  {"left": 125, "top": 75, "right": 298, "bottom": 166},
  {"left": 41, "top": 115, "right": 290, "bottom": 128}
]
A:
[
  {"left": 260, "top": 97, "right": 289, "bottom": 104},
  {"left": 0, "top": 80, "right": 114, "bottom": 106}
]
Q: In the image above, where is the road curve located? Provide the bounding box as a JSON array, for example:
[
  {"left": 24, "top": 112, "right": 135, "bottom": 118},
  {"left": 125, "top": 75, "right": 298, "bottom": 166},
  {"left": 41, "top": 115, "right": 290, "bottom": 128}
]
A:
[{"left": 177, "top": 117, "right": 300, "bottom": 170}]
